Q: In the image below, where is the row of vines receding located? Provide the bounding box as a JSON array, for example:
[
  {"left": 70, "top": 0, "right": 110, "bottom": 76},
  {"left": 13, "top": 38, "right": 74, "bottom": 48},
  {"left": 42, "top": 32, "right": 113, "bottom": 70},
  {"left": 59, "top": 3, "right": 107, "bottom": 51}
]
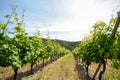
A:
[
  {"left": 73, "top": 12, "right": 120, "bottom": 80},
  {"left": 0, "top": 7, "right": 69, "bottom": 80}
]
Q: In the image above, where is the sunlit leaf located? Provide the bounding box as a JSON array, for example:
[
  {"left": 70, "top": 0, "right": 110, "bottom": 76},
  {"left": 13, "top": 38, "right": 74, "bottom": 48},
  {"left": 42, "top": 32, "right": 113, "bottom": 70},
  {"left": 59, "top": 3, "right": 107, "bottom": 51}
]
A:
[
  {"left": 0, "top": 24, "right": 6, "bottom": 29},
  {"left": 4, "top": 14, "right": 10, "bottom": 18},
  {"left": 14, "top": 17, "right": 19, "bottom": 22}
]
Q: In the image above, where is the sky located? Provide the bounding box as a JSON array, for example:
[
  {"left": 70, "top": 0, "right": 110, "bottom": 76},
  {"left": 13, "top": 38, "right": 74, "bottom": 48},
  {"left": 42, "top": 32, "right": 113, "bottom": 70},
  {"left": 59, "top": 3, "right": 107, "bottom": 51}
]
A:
[{"left": 0, "top": 0, "right": 120, "bottom": 41}]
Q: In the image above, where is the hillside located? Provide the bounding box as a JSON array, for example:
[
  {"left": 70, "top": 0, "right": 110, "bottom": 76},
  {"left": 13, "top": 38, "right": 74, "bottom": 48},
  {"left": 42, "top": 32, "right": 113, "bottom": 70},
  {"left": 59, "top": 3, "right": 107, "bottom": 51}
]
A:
[
  {"left": 42, "top": 38, "right": 80, "bottom": 51},
  {"left": 55, "top": 39, "right": 80, "bottom": 51}
]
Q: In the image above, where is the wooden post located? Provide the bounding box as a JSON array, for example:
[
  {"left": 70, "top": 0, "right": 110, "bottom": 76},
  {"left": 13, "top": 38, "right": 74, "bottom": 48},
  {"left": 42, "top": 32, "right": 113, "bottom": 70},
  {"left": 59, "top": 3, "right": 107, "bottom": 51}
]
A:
[
  {"left": 112, "top": 12, "right": 120, "bottom": 37},
  {"left": 93, "top": 61, "right": 102, "bottom": 79}
]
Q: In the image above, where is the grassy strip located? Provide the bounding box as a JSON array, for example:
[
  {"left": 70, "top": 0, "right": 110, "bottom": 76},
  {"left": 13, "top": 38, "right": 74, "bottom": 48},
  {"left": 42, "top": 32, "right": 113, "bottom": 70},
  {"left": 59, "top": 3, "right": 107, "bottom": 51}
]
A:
[
  {"left": 89, "top": 62, "right": 120, "bottom": 80},
  {"left": 22, "top": 53, "right": 80, "bottom": 80}
]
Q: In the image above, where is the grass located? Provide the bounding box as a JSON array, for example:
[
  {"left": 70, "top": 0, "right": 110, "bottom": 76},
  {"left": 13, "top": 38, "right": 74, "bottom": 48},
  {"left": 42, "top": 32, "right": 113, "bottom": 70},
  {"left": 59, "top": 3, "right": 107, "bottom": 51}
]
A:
[
  {"left": 1, "top": 53, "right": 120, "bottom": 80},
  {"left": 104, "top": 65, "right": 120, "bottom": 80},
  {"left": 89, "top": 62, "right": 120, "bottom": 80},
  {"left": 0, "top": 66, "right": 13, "bottom": 80},
  {"left": 0, "top": 60, "right": 44, "bottom": 80},
  {"left": 22, "top": 53, "right": 80, "bottom": 80}
]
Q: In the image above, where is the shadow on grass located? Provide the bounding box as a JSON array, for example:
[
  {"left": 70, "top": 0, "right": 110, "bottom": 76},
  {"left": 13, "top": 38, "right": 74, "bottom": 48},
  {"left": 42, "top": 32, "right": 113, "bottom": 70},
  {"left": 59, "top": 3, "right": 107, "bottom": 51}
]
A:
[
  {"left": 74, "top": 57, "right": 93, "bottom": 80},
  {"left": 6, "top": 59, "right": 55, "bottom": 80}
]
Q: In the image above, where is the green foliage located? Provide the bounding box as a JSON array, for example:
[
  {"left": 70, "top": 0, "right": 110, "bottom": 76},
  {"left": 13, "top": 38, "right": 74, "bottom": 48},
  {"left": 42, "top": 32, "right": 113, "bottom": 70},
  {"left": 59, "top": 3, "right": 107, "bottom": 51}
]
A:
[
  {"left": 0, "top": 6, "right": 70, "bottom": 79},
  {"left": 73, "top": 17, "right": 120, "bottom": 70},
  {"left": 4, "top": 14, "right": 10, "bottom": 18},
  {"left": 111, "top": 60, "right": 120, "bottom": 69},
  {"left": 0, "top": 6, "right": 29, "bottom": 71},
  {"left": 0, "top": 24, "right": 6, "bottom": 30},
  {"left": 29, "top": 30, "right": 43, "bottom": 65},
  {"left": 55, "top": 39, "right": 79, "bottom": 51}
]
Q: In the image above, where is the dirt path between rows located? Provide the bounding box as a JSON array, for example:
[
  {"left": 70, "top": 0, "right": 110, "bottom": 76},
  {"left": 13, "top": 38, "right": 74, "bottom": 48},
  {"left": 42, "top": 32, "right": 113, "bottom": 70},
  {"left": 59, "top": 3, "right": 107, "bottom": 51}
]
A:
[{"left": 22, "top": 53, "right": 81, "bottom": 80}]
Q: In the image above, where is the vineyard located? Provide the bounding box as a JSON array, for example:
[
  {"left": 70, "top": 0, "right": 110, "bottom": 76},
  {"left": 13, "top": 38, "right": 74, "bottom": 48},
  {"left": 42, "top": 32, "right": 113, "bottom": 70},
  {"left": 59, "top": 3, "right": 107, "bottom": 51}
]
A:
[
  {"left": 73, "top": 12, "right": 120, "bottom": 79},
  {"left": 0, "top": 7, "right": 69, "bottom": 80},
  {"left": 1, "top": 6, "right": 120, "bottom": 80}
]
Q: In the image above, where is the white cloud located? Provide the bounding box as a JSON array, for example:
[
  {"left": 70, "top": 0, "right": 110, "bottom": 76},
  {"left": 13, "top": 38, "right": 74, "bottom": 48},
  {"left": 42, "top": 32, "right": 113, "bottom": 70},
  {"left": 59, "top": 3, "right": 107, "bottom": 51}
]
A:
[{"left": 25, "top": 0, "right": 119, "bottom": 41}]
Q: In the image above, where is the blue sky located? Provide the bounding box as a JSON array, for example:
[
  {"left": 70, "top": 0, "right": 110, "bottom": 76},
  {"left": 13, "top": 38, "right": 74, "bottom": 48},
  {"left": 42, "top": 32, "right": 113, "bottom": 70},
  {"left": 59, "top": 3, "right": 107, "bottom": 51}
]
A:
[{"left": 0, "top": 0, "right": 120, "bottom": 41}]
